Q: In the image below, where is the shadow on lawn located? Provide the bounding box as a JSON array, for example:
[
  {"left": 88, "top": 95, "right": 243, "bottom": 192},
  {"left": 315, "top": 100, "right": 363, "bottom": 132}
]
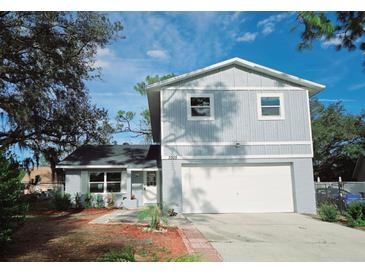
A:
[{"left": 0, "top": 209, "right": 130, "bottom": 262}]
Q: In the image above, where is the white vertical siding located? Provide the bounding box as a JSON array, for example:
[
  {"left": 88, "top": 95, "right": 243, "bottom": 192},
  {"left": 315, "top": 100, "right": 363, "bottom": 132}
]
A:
[{"left": 161, "top": 65, "right": 312, "bottom": 157}]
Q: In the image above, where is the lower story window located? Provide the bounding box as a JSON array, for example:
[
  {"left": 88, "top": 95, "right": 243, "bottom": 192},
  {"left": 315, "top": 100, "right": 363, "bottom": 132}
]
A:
[
  {"left": 89, "top": 172, "right": 122, "bottom": 193},
  {"left": 90, "top": 182, "right": 104, "bottom": 193},
  {"left": 107, "top": 172, "right": 122, "bottom": 192}
]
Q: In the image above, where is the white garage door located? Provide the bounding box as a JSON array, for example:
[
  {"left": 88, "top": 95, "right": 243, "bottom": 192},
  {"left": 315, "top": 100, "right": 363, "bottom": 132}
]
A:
[{"left": 182, "top": 164, "right": 294, "bottom": 213}]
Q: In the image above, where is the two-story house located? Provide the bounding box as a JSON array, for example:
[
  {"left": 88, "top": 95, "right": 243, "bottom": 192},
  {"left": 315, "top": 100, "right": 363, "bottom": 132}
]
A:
[{"left": 57, "top": 57, "right": 325, "bottom": 214}]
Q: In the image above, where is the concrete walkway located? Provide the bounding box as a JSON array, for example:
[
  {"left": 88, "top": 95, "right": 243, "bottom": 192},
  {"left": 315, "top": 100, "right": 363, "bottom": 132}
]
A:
[
  {"left": 89, "top": 209, "right": 144, "bottom": 224},
  {"left": 186, "top": 213, "right": 365, "bottom": 262}
]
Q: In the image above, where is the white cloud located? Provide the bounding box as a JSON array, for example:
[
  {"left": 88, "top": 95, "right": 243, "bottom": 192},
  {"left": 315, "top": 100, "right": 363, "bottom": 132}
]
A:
[
  {"left": 236, "top": 32, "right": 258, "bottom": 42},
  {"left": 93, "top": 47, "right": 116, "bottom": 69},
  {"left": 96, "top": 47, "right": 115, "bottom": 58},
  {"left": 318, "top": 99, "right": 356, "bottom": 103},
  {"left": 349, "top": 82, "right": 365, "bottom": 91},
  {"left": 321, "top": 34, "right": 343, "bottom": 48},
  {"left": 261, "top": 22, "right": 275, "bottom": 35},
  {"left": 257, "top": 12, "right": 295, "bottom": 35},
  {"left": 146, "top": 49, "right": 168, "bottom": 59}
]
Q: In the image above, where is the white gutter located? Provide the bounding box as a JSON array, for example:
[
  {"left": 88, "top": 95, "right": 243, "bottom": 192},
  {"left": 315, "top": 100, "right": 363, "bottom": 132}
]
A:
[{"left": 56, "top": 165, "right": 128, "bottom": 169}]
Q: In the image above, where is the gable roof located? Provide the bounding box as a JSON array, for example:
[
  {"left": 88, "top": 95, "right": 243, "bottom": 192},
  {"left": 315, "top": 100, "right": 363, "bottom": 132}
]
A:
[
  {"left": 146, "top": 57, "right": 325, "bottom": 94},
  {"left": 56, "top": 145, "right": 161, "bottom": 169}
]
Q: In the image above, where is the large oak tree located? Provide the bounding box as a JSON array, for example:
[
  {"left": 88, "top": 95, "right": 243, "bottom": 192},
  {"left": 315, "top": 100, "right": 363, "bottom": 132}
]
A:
[
  {"left": 0, "top": 12, "right": 122, "bottom": 179},
  {"left": 311, "top": 99, "right": 365, "bottom": 181}
]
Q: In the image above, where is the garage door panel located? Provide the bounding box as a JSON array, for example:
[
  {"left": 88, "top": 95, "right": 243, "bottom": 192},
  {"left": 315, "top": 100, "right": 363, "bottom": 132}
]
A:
[{"left": 182, "top": 165, "right": 294, "bottom": 213}]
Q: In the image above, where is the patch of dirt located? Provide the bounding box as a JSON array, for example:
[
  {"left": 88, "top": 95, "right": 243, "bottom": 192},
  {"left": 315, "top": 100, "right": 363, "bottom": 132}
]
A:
[{"left": 0, "top": 207, "right": 187, "bottom": 262}]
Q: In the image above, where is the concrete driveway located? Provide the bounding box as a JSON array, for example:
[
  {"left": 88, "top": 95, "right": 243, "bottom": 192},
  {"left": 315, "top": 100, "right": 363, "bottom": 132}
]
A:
[{"left": 185, "top": 213, "right": 365, "bottom": 261}]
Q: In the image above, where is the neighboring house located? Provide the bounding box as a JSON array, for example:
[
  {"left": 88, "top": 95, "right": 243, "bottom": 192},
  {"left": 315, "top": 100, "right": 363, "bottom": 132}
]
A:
[
  {"left": 57, "top": 57, "right": 325, "bottom": 213},
  {"left": 353, "top": 152, "right": 365, "bottom": 181},
  {"left": 22, "top": 166, "right": 63, "bottom": 193}
]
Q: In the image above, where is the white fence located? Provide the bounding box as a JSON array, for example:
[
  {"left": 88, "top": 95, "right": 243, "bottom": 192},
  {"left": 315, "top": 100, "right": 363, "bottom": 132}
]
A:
[{"left": 24, "top": 183, "right": 64, "bottom": 194}]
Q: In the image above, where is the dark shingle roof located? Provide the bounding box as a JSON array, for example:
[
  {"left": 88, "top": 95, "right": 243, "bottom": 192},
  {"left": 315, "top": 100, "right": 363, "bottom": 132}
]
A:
[{"left": 57, "top": 145, "right": 161, "bottom": 168}]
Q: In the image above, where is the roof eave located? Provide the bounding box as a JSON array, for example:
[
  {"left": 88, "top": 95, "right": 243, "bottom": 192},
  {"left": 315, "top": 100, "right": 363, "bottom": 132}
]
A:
[{"left": 146, "top": 57, "right": 325, "bottom": 94}]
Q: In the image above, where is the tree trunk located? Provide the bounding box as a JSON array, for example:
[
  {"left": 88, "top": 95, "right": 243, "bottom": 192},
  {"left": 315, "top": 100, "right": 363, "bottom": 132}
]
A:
[{"left": 50, "top": 159, "right": 56, "bottom": 183}]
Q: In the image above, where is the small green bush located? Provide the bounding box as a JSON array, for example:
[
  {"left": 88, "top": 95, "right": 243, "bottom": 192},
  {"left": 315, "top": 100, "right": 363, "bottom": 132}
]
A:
[
  {"left": 0, "top": 151, "right": 28, "bottom": 245},
  {"left": 106, "top": 193, "right": 115, "bottom": 208},
  {"left": 318, "top": 202, "right": 338, "bottom": 222},
  {"left": 53, "top": 191, "right": 71, "bottom": 210},
  {"left": 168, "top": 253, "right": 202, "bottom": 262},
  {"left": 138, "top": 204, "right": 167, "bottom": 230},
  {"left": 96, "top": 194, "right": 105, "bottom": 208},
  {"left": 74, "top": 192, "right": 83, "bottom": 209},
  {"left": 84, "top": 193, "right": 94, "bottom": 208},
  {"left": 346, "top": 201, "right": 365, "bottom": 227},
  {"left": 97, "top": 247, "right": 136, "bottom": 262}
]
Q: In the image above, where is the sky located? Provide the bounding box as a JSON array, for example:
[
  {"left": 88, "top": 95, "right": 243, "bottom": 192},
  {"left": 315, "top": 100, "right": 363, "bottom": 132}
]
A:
[{"left": 88, "top": 11, "right": 364, "bottom": 144}]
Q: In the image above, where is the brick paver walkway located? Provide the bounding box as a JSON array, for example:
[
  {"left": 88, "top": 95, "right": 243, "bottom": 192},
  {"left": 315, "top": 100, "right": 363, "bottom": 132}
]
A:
[{"left": 178, "top": 221, "right": 222, "bottom": 262}]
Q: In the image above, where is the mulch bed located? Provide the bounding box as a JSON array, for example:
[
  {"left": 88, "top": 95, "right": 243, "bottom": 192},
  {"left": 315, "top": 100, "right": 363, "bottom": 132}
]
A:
[{"left": 0, "top": 207, "right": 187, "bottom": 262}]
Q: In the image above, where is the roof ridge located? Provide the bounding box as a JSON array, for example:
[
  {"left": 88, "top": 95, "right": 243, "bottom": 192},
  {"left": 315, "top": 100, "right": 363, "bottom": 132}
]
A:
[{"left": 145, "top": 57, "right": 325, "bottom": 94}]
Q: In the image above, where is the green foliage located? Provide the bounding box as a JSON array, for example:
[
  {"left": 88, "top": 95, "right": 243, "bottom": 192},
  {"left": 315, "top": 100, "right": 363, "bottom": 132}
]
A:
[
  {"left": 346, "top": 201, "right": 365, "bottom": 227},
  {"left": 53, "top": 191, "right": 72, "bottom": 210},
  {"left": 138, "top": 204, "right": 167, "bottom": 230},
  {"left": 75, "top": 192, "right": 83, "bottom": 209},
  {"left": 84, "top": 193, "right": 94, "bottom": 208},
  {"left": 168, "top": 253, "right": 202, "bottom": 262},
  {"left": 95, "top": 194, "right": 105, "bottom": 208},
  {"left": 168, "top": 208, "right": 177, "bottom": 216},
  {"left": 96, "top": 247, "right": 136, "bottom": 262},
  {"left": 318, "top": 202, "right": 338, "bottom": 222},
  {"left": 0, "top": 12, "right": 122, "bottom": 175},
  {"left": 115, "top": 73, "right": 175, "bottom": 142},
  {"left": 0, "top": 151, "right": 28, "bottom": 245},
  {"left": 310, "top": 99, "right": 365, "bottom": 181},
  {"left": 296, "top": 12, "right": 365, "bottom": 69},
  {"left": 134, "top": 74, "right": 176, "bottom": 96},
  {"left": 106, "top": 193, "right": 115, "bottom": 208}
]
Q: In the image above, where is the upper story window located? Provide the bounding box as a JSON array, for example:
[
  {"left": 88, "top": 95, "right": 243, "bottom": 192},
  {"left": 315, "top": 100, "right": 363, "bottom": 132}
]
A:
[
  {"left": 187, "top": 94, "right": 214, "bottom": 120},
  {"left": 257, "top": 93, "right": 285, "bottom": 120}
]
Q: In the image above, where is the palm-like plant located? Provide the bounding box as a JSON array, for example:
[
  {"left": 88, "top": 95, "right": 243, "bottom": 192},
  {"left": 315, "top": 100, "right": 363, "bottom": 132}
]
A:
[{"left": 138, "top": 204, "right": 167, "bottom": 230}]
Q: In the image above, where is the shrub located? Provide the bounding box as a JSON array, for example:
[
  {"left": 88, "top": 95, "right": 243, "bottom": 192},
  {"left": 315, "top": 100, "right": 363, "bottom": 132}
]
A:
[
  {"left": 168, "top": 253, "right": 202, "bottom": 262},
  {"left": 84, "top": 193, "right": 94, "bottom": 208},
  {"left": 106, "top": 193, "right": 115, "bottom": 208},
  {"left": 53, "top": 191, "right": 72, "bottom": 210},
  {"left": 97, "top": 247, "right": 136, "bottom": 262},
  {"left": 74, "top": 192, "right": 83, "bottom": 209},
  {"left": 0, "top": 151, "right": 28, "bottom": 245},
  {"left": 96, "top": 194, "right": 105, "bottom": 208},
  {"left": 168, "top": 208, "right": 177, "bottom": 216},
  {"left": 318, "top": 202, "right": 338, "bottom": 222},
  {"left": 138, "top": 204, "right": 167, "bottom": 230},
  {"left": 346, "top": 201, "right": 365, "bottom": 227}
]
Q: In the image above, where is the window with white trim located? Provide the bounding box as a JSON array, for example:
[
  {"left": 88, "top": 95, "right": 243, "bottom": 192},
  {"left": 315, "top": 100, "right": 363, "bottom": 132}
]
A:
[
  {"left": 187, "top": 94, "right": 214, "bottom": 120},
  {"left": 257, "top": 93, "right": 285, "bottom": 120},
  {"left": 89, "top": 172, "right": 122, "bottom": 193}
]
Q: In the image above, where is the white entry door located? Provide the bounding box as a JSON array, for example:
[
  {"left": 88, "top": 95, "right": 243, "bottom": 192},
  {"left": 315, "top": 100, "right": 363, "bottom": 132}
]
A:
[
  {"left": 143, "top": 171, "right": 158, "bottom": 204},
  {"left": 182, "top": 164, "right": 294, "bottom": 213}
]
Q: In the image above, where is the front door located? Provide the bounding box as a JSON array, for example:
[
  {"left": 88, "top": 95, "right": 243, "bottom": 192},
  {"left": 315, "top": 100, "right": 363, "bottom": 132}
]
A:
[{"left": 143, "top": 171, "right": 158, "bottom": 204}]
